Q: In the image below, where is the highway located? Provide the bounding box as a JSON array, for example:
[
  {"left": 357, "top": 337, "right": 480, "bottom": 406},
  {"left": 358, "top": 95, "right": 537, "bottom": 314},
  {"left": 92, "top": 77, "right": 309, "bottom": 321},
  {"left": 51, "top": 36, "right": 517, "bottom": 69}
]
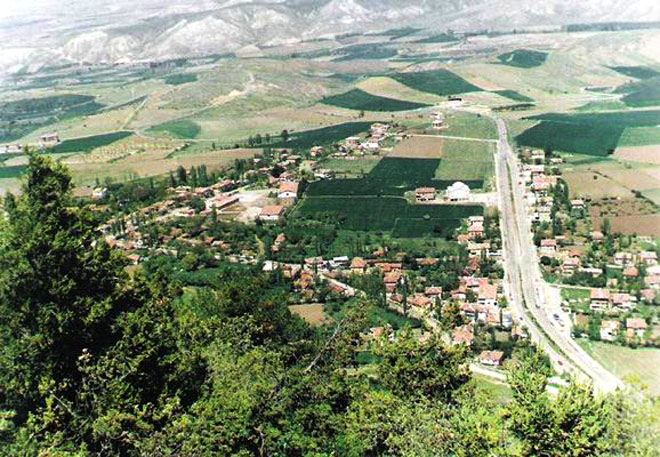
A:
[{"left": 492, "top": 114, "right": 623, "bottom": 394}]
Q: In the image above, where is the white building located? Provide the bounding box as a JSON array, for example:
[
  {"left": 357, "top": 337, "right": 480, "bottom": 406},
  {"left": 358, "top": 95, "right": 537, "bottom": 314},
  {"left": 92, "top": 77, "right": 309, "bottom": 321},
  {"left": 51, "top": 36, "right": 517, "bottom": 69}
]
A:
[{"left": 445, "top": 181, "right": 471, "bottom": 202}]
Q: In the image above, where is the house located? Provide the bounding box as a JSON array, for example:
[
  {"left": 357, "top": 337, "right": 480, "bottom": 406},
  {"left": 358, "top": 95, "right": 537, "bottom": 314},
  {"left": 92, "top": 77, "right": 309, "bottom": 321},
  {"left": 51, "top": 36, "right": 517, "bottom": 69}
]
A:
[
  {"left": 645, "top": 275, "right": 660, "bottom": 290},
  {"left": 384, "top": 272, "right": 402, "bottom": 293},
  {"left": 452, "top": 324, "right": 474, "bottom": 346},
  {"left": 591, "top": 231, "right": 604, "bottom": 242},
  {"left": 539, "top": 239, "right": 557, "bottom": 257},
  {"left": 40, "top": 132, "right": 60, "bottom": 146},
  {"left": 570, "top": 199, "right": 585, "bottom": 213},
  {"left": 92, "top": 187, "right": 109, "bottom": 200},
  {"left": 259, "top": 205, "right": 285, "bottom": 221},
  {"left": 623, "top": 267, "right": 639, "bottom": 279},
  {"left": 600, "top": 320, "right": 621, "bottom": 342},
  {"left": 310, "top": 146, "right": 324, "bottom": 157},
  {"left": 0, "top": 144, "right": 23, "bottom": 154},
  {"left": 477, "top": 283, "right": 498, "bottom": 307},
  {"left": 432, "top": 113, "right": 445, "bottom": 129},
  {"left": 561, "top": 257, "right": 581, "bottom": 275},
  {"left": 590, "top": 288, "right": 610, "bottom": 312},
  {"left": 415, "top": 187, "right": 436, "bottom": 202},
  {"left": 350, "top": 257, "right": 367, "bottom": 274},
  {"left": 445, "top": 181, "right": 471, "bottom": 202},
  {"left": 640, "top": 251, "right": 658, "bottom": 266},
  {"left": 612, "top": 293, "right": 635, "bottom": 311},
  {"left": 345, "top": 136, "right": 361, "bottom": 149},
  {"left": 278, "top": 181, "right": 300, "bottom": 200},
  {"left": 412, "top": 294, "right": 432, "bottom": 309},
  {"left": 479, "top": 350, "right": 505, "bottom": 367},
  {"left": 626, "top": 318, "right": 648, "bottom": 339},
  {"left": 468, "top": 241, "right": 490, "bottom": 257},
  {"left": 468, "top": 222, "right": 485, "bottom": 240},
  {"left": 614, "top": 252, "right": 635, "bottom": 267},
  {"left": 424, "top": 286, "right": 443, "bottom": 299},
  {"left": 272, "top": 233, "right": 286, "bottom": 252}
]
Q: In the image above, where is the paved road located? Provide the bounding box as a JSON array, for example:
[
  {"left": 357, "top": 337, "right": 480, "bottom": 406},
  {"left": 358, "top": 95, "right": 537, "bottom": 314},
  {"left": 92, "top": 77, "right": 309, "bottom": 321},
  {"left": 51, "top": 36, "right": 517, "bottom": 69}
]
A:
[{"left": 492, "top": 114, "right": 623, "bottom": 394}]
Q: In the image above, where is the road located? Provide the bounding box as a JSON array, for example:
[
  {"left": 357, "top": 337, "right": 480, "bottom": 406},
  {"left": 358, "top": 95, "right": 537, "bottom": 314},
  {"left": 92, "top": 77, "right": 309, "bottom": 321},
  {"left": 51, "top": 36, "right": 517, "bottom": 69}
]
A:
[{"left": 492, "top": 114, "right": 623, "bottom": 394}]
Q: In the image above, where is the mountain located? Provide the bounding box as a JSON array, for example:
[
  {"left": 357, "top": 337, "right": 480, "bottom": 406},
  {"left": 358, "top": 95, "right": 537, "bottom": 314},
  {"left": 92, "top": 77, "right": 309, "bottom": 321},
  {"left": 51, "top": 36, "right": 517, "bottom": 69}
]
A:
[{"left": 1, "top": 0, "right": 659, "bottom": 73}]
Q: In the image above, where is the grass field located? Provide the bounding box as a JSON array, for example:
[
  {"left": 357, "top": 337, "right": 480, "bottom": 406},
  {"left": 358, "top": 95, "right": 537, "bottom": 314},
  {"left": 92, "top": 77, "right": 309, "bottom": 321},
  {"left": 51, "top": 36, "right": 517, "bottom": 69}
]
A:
[
  {"left": 267, "top": 122, "right": 374, "bottom": 149},
  {"left": 497, "top": 49, "right": 548, "bottom": 68},
  {"left": 0, "top": 165, "right": 27, "bottom": 179},
  {"left": 434, "top": 139, "right": 495, "bottom": 182},
  {"left": 391, "top": 69, "right": 482, "bottom": 96},
  {"left": 320, "top": 88, "right": 430, "bottom": 112},
  {"left": 415, "top": 33, "right": 459, "bottom": 44},
  {"left": 579, "top": 340, "right": 660, "bottom": 395},
  {"left": 473, "top": 374, "right": 512, "bottom": 404},
  {"left": 52, "top": 131, "right": 134, "bottom": 154},
  {"left": 288, "top": 304, "right": 333, "bottom": 326},
  {"left": 442, "top": 111, "right": 498, "bottom": 140},
  {"left": 296, "top": 196, "right": 482, "bottom": 236},
  {"left": 621, "top": 78, "right": 660, "bottom": 107},
  {"left": 148, "top": 119, "right": 201, "bottom": 139}
]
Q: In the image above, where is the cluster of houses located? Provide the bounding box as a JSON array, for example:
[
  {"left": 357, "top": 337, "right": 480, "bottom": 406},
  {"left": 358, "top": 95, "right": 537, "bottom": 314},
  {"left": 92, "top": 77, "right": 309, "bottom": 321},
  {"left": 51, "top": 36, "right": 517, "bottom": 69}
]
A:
[
  {"left": 0, "top": 132, "right": 61, "bottom": 154},
  {"left": 341, "top": 123, "right": 391, "bottom": 154}
]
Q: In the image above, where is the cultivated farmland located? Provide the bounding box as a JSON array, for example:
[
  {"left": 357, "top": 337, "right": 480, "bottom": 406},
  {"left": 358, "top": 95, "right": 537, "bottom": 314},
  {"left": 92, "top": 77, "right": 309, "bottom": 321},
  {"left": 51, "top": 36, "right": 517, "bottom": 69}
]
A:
[
  {"left": 267, "top": 122, "right": 375, "bottom": 149},
  {"left": 608, "top": 66, "right": 660, "bottom": 80},
  {"left": 51, "top": 131, "right": 134, "bottom": 154},
  {"left": 320, "top": 88, "right": 430, "bottom": 112},
  {"left": 149, "top": 119, "right": 201, "bottom": 139},
  {"left": 296, "top": 196, "right": 482, "bottom": 237},
  {"left": 492, "top": 90, "right": 534, "bottom": 103},
  {"left": 389, "top": 136, "right": 444, "bottom": 158},
  {"left": 391, "top": 69, "right": 482, "bottom": 96},
  {"left": 163, "top": 73, "right": 198, "bottom": 85},
  {"left": 496, "top": 49, "right": 548, "bottom": 68}
]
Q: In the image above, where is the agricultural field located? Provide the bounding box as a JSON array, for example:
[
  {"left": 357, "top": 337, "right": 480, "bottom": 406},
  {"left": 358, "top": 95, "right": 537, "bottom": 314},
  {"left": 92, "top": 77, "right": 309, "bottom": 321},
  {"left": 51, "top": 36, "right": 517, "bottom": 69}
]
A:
[
  {"left": 389, "top": 136, "right": 444, "bottom": 158},
  {"left": 163, "top": 73, "right": 198, "bottom": 85},
  {"left": 496, "top": 49, "right": 548, "bottom": 68},
  {"left": 492, "top": 90, "right": 534, "bottom": 103},
  {"left": 319, "top": 157, "right": 382, "bottom": 177},
  {"left": 434, "top": 139, "right": 495, "bottom": 183},
  {"left": 52, "top": 131, "right": 134, "bottom": 154},
  {"left": 295, "top": 196, "right": 482, "bottom": 237},
  {"left": 391, "top": 69, "right": 482, "bottom": 96},
  {"left": 441, "top": 111, "right": 498, "bottom": 140},
  {"left": 267, "top": 122, "right": 375, "bottom": 149},
  {"left": 320, "top": 88, "right": 430, "bottom": 112},
  {"left": 617, "top": 126, "right": 660, "bottom": 147},
  {"left": 288, "top": 304, "right": 333, "bottom": 326},
  {"left": 579, "top": 340, "right": 660, "bottom": 395},
  {"left": 414, "top": 33, "right": 459, "bottom": 44},
  {"left": 148, "top": 119, "right": 201, "bottom": 139},
  {"left": 608, "top": 66, "right": 660, "bottom": 80},
  {"left": 307, "top": 157, "right": 482, "bottom": 197},
  {"left": 0, "top": 165, "right": 27, "bottom": 179},
  {"left": 516, "top": 110, "right": 660, "bottom": 156},
  {"left": 619, "top": 78, "right": 660, "bottom": 107}
]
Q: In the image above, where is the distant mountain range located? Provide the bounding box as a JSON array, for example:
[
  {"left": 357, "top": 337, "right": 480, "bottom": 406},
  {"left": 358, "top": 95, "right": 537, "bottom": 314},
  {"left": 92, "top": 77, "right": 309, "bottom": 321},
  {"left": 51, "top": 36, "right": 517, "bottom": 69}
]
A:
[{"left": 1, "top": 0, "right": 659, "bottom": 74}]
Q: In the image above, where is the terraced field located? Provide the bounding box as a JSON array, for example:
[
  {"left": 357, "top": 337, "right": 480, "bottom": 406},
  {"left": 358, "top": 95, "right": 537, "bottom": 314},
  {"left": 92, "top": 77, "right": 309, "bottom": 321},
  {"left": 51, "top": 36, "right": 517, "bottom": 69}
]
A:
[{"left": 320, "top": 88, "right": 430, "bottom": 112}]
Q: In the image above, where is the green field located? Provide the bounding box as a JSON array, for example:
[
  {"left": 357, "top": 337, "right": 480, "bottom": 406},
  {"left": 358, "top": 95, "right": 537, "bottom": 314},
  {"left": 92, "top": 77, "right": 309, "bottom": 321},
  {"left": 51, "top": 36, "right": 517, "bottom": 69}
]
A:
[
  {"left": 492, "top": 90, "right": 534, "bottom": 102},
  {"left": 435, "top": 139, "right": 495, "bottom": 182},
  {"left": 0, "top": 165, "right": 27, "bottom": 179},
  {"left": 268, "top": 122, "right": 374, "bottom": 149},
  {"left": 619, "top": 78, "right": 660, "bottom": 107},
  {"left": 609, "top": 66, "right": 660, "bottom": 80},
  {"left": 306, "top": 157, "right": 482, "bottom": 197},
  {"left": 391, "top": 69, "right": 482, "bottom": 96},
  {"left": 333, "top": 43, "right": 398, "bottom": 61},
  {"left": 320, "top": 88, "right": 430, "bottom": 111},
  {"left": 618, "top": 127, "right": 660, "bottom": 147},
  {"left": 442, "top": 111, "right": 498, "bottom": 140},
  {"left": 51, "top": 131, "right": 133, "bottom": 153},
  {"left": 320, "top": 157, "right": 382, "bottom": 176},
  {"left": 415, "top": 33, "right": 459, "bottom": 44},
  {"left": 516, "top": 122, "right": 622, "bottom": 156},
  {"left": 149, "top": 119, "right": 201, "bottom": 139},
  {"left": 296, "top": 196, "right": 482, "bottom": 236},
  {"left": 579, "top": 340, "right": 660, "bottom": 395},
  {"left": 516, "top": 110, "right": 660, "bottom": 155},
  {"left": 163, "top": 73, "right": 198, "bottom": 85},
  {"left": 497, "top": 49, "right": 548, "bottom": 68}
]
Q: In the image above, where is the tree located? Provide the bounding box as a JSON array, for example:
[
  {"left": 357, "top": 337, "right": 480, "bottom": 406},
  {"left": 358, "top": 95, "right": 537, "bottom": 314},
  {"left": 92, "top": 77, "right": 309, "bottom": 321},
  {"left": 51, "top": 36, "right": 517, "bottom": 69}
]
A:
[
  {"left": 280, "top": 129, "right": 289, "bottom": 143},
  {"left": 0, "top": 154, "right": 136, "bottom": 434},
  {"left": 176, "top": 165, "right": 187, "bottom": 185}
]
